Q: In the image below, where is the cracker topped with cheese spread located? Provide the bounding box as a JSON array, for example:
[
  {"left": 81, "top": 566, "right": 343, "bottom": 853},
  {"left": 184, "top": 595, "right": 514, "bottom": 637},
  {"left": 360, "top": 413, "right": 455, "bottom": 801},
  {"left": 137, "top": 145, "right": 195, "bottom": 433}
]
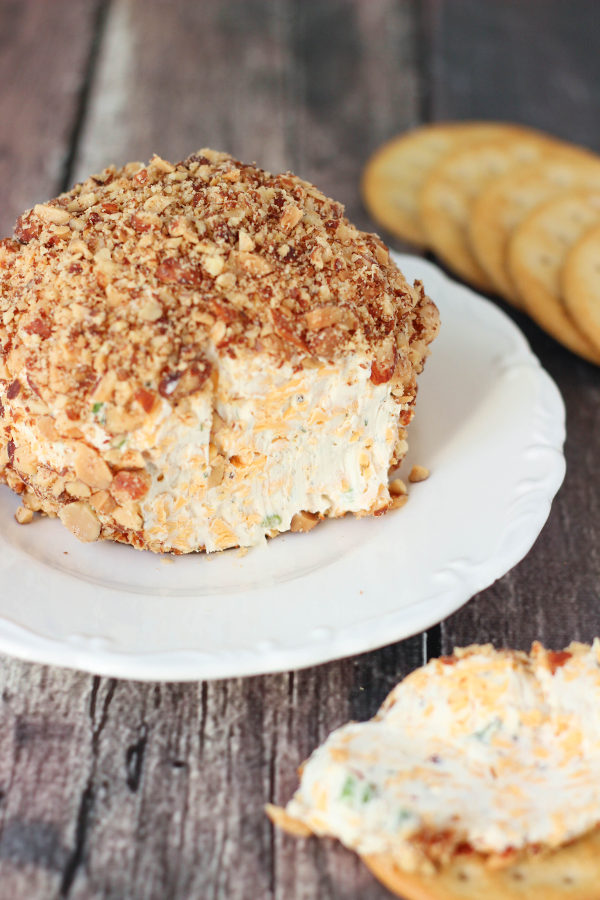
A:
[
  {"left": 269, "top": 641, "right": 600, "bottom": 899},
  {"left": 0, "top": 149, "right": 438, "bottom": 553}
]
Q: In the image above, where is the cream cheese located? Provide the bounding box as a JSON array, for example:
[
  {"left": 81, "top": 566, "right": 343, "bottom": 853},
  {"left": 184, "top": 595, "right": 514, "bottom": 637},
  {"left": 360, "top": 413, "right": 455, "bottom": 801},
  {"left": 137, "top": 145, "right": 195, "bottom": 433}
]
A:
[
  {"left": 139, "top": 354, "right": 407, "bottom": 552},
  {"left": 285, "top": 642, "right": 600, "bottom": 860},
  {"left": 5, "top": 351, "right": 409, "bottom": 553}
]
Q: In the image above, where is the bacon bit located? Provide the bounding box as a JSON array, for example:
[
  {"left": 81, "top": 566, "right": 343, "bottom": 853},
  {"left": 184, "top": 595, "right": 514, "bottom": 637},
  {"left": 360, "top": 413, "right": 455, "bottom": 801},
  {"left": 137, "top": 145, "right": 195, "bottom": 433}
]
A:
[
  {"left": 68, "top": 262, "right": 83, "bottom": 275},
  {"left": 87, "top": 212, "right": 101, "bottom": 226},
  {"left": 548, "top": 650, "right": 572, "bottom": 674},
  {"left": 24, "top": 318, "right": 51, "bottom": 339},
  {"left": 439, "top": 656, "right": 457, "bottom": 666},
  {"left": 6, "top": 379, "right": 21, "bottom": 400},
  {"left": 415, "top": 828, "right": 455, "bottom": 851},
  {"left": 65, "top": 405, "right": 80, "bottom": 421},
  {"left": 7, "top": 440, "right": 15, "bottom": 461},
  {"left": 15, "top": 214, "right": 41, "bottom": 244},
  {"left": 134, "top": 388, "right": 157, "bottom": 414},
  {"left": 111, "top": 469, "right": 151, "bottom": 502},
  {"left": 455, "top": 842, "right": 475, "bottom": 855}
]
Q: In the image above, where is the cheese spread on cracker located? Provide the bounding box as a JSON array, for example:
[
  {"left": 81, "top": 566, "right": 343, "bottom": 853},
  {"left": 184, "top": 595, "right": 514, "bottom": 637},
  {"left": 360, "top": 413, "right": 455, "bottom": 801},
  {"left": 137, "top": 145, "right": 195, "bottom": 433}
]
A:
[{"left": 281, "top": 642, "right": 600, "bottom": 864}]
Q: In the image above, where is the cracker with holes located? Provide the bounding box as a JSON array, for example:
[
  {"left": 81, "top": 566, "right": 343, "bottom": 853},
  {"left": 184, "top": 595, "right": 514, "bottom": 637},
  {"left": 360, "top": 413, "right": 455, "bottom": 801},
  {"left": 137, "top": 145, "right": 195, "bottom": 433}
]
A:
[
  {"left": 268, "top": 642, "right": 600, "bottom": 899},
  {"left": 469, "top": 157, "right": 600, "bottom": 306},
  {"left": 562, "top": 223, "right": 600, "bottom": 355},
  {"left": 508, "top": 192, "right": 600, "bottom": 363},
  {"left": 361, "top": 122, "right": 524, "bottom": 247},
  {"left": 418, "top": 132, "right": 585, "bottom": 293}
]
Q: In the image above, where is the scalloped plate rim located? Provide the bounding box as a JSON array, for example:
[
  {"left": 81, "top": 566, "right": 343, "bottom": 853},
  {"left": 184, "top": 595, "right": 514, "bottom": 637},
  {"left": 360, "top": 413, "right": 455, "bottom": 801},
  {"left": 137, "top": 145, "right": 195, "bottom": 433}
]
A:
[{"left": 0, "top": 254, "right": 566, "bottom": 681}]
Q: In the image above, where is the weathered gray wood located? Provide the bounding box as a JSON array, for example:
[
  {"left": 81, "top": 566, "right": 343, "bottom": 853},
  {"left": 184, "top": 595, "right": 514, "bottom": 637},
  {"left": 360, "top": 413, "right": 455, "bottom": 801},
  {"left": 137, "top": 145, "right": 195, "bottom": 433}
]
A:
[
  {"left": 0, "top": 650, "right": 426, "bottom": 900},
  {"left": 425, "top": 0, "right": 600, "bottom": 150},
  {"left": 0, "top": 2, "right": 422, "bottom": 898},
  {"left": 73, "top": 0, "right": 420, "bottom": 231},
  {"left": 0, "top": 0, "right": 104, "bottom": 237}
]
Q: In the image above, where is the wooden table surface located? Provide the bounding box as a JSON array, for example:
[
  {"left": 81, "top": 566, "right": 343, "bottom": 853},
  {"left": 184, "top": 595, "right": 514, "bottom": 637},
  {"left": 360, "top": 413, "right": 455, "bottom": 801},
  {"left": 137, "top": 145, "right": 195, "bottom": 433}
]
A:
[{"left": 0, "top": 2, "right": 599, "bottom": 897}]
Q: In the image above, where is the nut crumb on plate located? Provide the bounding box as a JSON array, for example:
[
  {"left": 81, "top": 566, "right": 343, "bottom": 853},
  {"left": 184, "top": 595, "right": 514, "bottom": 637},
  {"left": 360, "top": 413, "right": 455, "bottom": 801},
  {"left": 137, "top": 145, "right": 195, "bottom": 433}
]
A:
[
  {"left": 389, "top": 478, "right": 407, "bottom": 496},
  {"left": 409, "top": 465, "right": 430, "bottom": 483},
  {"left": 14, "top": 505, "right": 33, "bottom": 524}
]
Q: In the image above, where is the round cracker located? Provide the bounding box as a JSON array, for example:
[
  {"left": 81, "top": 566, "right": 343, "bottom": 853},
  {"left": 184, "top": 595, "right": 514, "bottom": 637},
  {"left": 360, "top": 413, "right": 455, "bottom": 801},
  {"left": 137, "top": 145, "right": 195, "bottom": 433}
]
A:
[
  {"left": 419, "top": 133, "right": 587, "bottom": 293},
  {"left": 361, "top": 122, "right": 538, "bottom": 247},
  {"left": 562, "top": 224, "right": 600, "bottom": 355},
  {"left": 469, "top": 156, "right": 600, "bottom": 304},
  {"left": 364, "top": 828, "right": 600, "bottom": 900},
  {"left": 508, "top": 192, "right": 600, "bottom": 363}
]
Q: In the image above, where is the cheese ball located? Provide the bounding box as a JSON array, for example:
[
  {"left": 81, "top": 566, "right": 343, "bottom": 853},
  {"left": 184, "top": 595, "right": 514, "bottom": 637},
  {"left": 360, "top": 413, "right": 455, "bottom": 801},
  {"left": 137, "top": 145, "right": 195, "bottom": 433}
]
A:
[{"left": 0, "top": 150, "right": 439, "bottom": 553}]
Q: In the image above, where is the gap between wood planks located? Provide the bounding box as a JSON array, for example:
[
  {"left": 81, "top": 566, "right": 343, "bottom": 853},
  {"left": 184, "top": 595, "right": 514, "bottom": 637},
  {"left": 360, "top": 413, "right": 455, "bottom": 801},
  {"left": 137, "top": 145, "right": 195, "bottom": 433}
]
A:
[{"left": 59, "top": 0, "right": 112, "bottom": 195}]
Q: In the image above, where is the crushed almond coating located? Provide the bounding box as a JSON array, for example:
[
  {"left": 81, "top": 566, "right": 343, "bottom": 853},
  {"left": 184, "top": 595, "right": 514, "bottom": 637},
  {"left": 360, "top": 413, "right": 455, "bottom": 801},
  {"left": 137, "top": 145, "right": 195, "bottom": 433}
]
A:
[
  {"left": 0, "top": 148, "right": 437, "bottom": 423},
  {"left": 0, "top": 148, "right": 439, "bottom": 553}
]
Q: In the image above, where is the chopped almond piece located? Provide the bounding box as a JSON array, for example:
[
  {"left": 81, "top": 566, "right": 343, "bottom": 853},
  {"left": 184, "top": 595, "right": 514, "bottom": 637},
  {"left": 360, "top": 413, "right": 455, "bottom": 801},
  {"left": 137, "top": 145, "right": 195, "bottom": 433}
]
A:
[
  {"left": 14, "top": 505, "right": 34, "bottom": 525},
  {"left": 389, "top": 478, "right": 407, "bottom": 496},
  {"left": 409, "top": 465, "right": 430, "bottom": 483}
]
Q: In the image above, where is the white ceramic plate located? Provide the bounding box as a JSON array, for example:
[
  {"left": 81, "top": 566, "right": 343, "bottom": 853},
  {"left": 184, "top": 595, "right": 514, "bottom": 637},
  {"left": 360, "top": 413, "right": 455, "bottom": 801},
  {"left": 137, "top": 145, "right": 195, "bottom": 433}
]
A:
[{"left": 0, "top": 255, "right": 565, "bottom": 681}]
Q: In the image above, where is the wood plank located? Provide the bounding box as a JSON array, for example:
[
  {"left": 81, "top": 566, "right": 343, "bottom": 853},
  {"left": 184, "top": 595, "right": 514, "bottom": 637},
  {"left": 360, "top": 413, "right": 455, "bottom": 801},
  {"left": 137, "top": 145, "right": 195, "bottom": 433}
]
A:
[
  {"left": 0, "top": 658, "right": 94, "bottom": 897},
  {"left": 0, "top": 0, "right": 104, "bottom": 236},
  {"left": 425, "top": 0, "right": 600, "bottom": 149},
  {"left": 0, "top": 1, "right": 423, "bottom": 898},
  {"left": 423, "top": 0, "right": 600, "bottom": 653},
  {"left": 73, "top": 0, "right": 420, "bottom": 230}
]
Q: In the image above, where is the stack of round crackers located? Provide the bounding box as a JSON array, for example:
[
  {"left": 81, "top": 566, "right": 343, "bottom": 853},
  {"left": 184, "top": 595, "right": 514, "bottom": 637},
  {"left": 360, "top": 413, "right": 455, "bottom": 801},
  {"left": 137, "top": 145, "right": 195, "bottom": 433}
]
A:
[{"left": 363, "top": 122, "right": 600, "bottom": 364}]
